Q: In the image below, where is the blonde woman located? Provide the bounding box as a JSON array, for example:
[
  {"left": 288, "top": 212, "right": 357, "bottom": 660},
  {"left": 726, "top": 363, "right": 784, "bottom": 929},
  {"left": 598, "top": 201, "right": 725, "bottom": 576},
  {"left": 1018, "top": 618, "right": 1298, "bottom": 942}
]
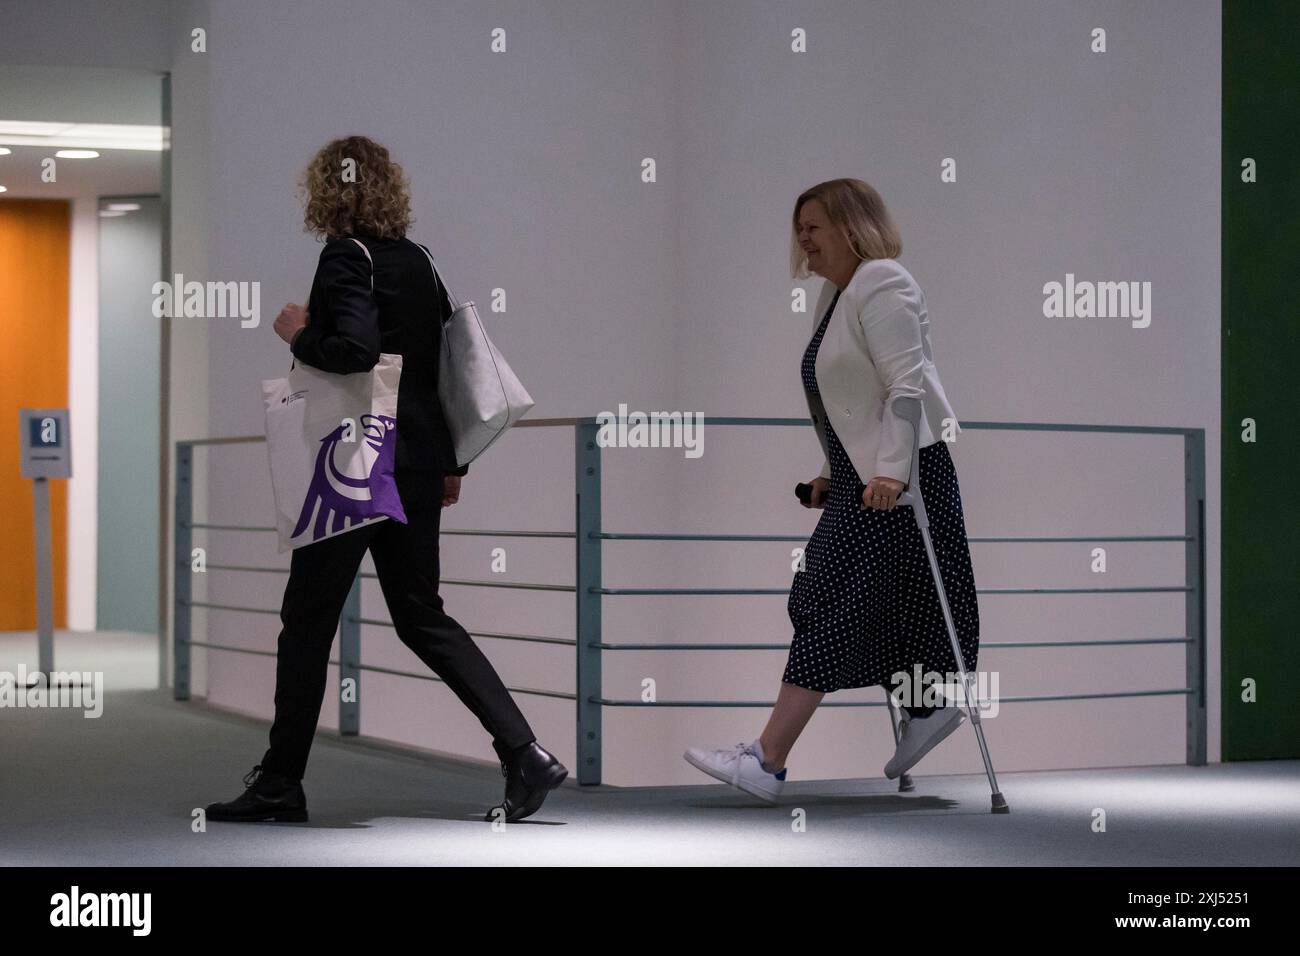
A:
[
  {"left": 685, "top": 179, "right": 980, "bottom": 801},
  {"left": 205, "top": 135, "right": 566, "bottom": 824}
]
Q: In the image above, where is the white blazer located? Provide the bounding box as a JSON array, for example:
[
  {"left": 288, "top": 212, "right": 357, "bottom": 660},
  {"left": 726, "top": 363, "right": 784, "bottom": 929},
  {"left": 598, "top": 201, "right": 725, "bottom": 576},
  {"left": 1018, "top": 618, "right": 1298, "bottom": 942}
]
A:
[{"left": 803, "top": 257, "right": 960, "bottom": 486}]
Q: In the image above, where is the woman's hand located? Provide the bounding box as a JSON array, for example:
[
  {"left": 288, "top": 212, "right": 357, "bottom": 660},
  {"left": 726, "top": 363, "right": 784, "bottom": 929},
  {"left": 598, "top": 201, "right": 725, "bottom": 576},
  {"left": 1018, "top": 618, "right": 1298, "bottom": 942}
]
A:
[
  {"left": 442, "top": 475, "right": 461, "bottom": 507},
  {"left": 862, "top": 476, "right": 906, "bottom": 510},
  {"left": 274, "top": 303, "right": 308, "bottom": 344},
  {"left": 803, "top": 476, "right": 830, "bottom": 509}
]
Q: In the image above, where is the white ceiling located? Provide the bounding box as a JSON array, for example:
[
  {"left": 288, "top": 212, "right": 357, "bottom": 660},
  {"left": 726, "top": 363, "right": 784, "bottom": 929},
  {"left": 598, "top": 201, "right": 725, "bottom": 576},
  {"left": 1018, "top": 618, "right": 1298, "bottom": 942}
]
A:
[
  {"left": 0, "top": 144, "right": 160, "bottom": 200},
  {"left": 0, "top": 64, "right": 162, "bottom": 200}
]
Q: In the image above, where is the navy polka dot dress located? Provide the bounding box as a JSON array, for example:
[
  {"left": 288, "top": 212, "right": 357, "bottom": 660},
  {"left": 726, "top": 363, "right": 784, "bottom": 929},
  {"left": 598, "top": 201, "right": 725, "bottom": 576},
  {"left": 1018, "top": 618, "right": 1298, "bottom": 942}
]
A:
[{"left": 784, "top": 289, "right": 980, "bottom": 697}]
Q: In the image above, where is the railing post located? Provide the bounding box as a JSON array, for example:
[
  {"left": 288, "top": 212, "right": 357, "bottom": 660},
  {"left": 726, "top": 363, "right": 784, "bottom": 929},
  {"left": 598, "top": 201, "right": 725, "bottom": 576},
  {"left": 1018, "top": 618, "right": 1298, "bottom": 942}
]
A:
[
  {"left": 339, "top": 575, "right": 362, "bottom": 736},
  {"left": 173, "top": 442, "right": 192, "bottom": 700},
  {"left": 1184, "top": 428, "right": 1207, "bottom": 765},
  {"left": 575, "top": 420, "right": 603, "bottom": 784}
]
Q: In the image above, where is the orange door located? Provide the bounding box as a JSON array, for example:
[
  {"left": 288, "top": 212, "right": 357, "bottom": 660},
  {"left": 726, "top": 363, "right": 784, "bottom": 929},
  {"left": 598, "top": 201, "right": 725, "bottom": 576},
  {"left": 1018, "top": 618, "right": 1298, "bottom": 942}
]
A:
[{"left": 0, "top": 199, "right": 70, "bottom": 630}]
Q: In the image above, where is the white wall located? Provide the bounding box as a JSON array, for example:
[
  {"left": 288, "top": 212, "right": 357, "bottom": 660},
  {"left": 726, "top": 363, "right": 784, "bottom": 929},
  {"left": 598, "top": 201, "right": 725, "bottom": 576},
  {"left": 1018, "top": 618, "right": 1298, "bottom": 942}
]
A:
[
  {"left": 5, "top": 0, "right": 1220, "bottom": 786},
  {"left": 195, "top": 0, "right": 682, "bottom": 777},
  {"left": 188, "top": 0, "right": 1221, "bottom": 786},
  {"left": 162, "top": 0, "right": 214, "bottom": 691},
  {"left": 662, "top": 0, "right": 1220, "bottom": 782},
  {"left": 67, "top": 197, "right": 100, "bottom": 629},
  {"left": 0, "top": 1, "right": 168, "bottom": 69}
]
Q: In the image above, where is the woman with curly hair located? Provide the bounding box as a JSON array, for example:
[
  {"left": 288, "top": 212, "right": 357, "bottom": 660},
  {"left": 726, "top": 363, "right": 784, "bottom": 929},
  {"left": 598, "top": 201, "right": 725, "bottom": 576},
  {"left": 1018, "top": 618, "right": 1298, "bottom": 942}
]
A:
[{"left": 205, "top": 135, "right": 567, "bottom": 824}]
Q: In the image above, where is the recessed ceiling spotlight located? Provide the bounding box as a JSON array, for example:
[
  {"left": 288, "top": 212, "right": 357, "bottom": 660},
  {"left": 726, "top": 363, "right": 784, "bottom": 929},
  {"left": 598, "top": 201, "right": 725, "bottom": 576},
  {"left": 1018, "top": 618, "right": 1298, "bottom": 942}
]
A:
[{"left": 54, "top": 149, "right": 100, "bottom": 159}]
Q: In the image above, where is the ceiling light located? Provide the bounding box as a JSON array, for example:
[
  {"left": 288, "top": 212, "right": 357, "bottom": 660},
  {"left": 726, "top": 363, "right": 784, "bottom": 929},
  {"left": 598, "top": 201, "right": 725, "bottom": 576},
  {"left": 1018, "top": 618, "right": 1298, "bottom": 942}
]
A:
[
  {"left": 0, "top": 121, "right": 164, "bottom": 152},
  {"left": 0, "top": 121, "right": 76, "bottom": 137},
  {"left": 0, "top": 147, "right": 11, "bottom": 156},
  {"left": 105, "top": 202, "right": 141, "bottom": 211},
  {"left": 54, "top": 149, "right": 100, "bottom": 159}
]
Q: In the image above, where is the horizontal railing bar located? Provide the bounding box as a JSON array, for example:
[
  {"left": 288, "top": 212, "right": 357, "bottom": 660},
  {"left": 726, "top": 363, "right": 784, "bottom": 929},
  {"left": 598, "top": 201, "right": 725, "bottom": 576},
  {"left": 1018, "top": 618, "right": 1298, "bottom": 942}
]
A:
[
  {"left": 956, "top": 421, "right": 1201, "bottom": 436},
  {"left": 596, "top": 642, "right": 792, "bottom": 650},
  {"left": 188, "top": 640, "right": 277, "bottom": 658},
  {"left": 176, "top": 435, "right": 267, "bottom": 447},
  {"left": 187, "top": 604, "right": 574, "bottom": 640},
  {"left": 982, "top": 636, "right": 1192, "bottom": 648},
  {"left": 932, "top": 585, "right": 1192, "bottom": 595},
  {"left": 592, "top": 636, "right": 1191, "bottom": 651},
  {"left": 356, "top": 572, "right": 574, "bottom": 592},
  {"left": 441, "top": 528, "right": 575, "bottom": 538},
  {"left": 350, "top": 617, "right": 575, "bottom": 646},
  {"left": 184, "top": 522, "right": 569, "bottom": 539},
  {"left": 182, "top": 562, "right": 286, "bottom": 574},
  {"left": 593, "top": 585, "right": 1192, "bottom": 596},
  {"left": 180, "top": 565, "right": 574, "bottom": 590},
  {"left": 183, "top": 527, "right": 1191, "bottom": 546},
  {"left": 970, "top": 534, "right": 1192, "bottom": 543},
  {"left": 597, "top": 587, "right": 790, "bottom": 595},
  {"left": 186, "top": 522, "right": 276, "bottom": 532},
  {"left": 177, "top": 420, "right": 1205, "bottom": 449},
  {"left": 180, "top": 529, "right": 1188, "bottom": 545},
  {"left": 593, "top": 688, "right": 1193, "bottom": 707},
  {"left": 353, "top": 661, "right": 574, "bottom": 700},
  {"left": 184, "top": 600, "right": 279, "bottom": 615},
  {"left": 184, "top": 627, "right": 1182, "bottom": 653},
  {"left": 596, "top": 532, "right": 1192, "bottom": 544},
  {"left": 184, "top": 639, "right": 574, "bottom": 697},
  {"left": 600, "top": 532, "right": 808, "bottom": 542}
]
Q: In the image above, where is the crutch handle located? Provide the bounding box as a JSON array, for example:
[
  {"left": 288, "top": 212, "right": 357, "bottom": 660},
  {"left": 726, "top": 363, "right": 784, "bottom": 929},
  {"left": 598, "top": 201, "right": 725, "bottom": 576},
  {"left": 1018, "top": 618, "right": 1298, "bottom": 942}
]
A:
[
  {"left": 796, "top": 481, "right": 918, "bottom": 509},
  {"left": 883, "top": 396, "right": 925, "bottom": 515},
  {"left": 794, "top": 481, "right": 818, "bottom": 506},
  {"left": 797, "top": 397, "right": 925, "bottom": 509}
]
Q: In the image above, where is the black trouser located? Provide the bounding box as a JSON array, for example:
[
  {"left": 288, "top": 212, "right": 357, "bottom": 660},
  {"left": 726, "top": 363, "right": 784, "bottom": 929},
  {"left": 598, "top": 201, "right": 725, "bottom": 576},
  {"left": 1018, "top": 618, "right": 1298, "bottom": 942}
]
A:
[{"left": 260, "top": 468, "right": 535, "bottom": 782}]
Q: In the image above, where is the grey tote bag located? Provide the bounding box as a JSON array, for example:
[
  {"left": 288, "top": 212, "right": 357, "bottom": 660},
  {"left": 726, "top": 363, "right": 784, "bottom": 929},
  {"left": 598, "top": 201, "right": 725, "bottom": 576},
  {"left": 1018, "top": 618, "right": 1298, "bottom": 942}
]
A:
[{"left": 413, "top": 241, "right": 535, "bottom": 467}]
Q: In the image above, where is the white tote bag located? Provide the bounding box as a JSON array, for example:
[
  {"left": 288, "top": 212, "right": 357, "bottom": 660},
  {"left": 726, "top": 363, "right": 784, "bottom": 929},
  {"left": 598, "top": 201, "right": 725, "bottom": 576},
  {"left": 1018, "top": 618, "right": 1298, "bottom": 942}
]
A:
[
  {"left": 261, "top": 353, "right": 407, "bottom": 552},
  {"left": 413, "top": 242, "right": 534, "bottom": 466}
]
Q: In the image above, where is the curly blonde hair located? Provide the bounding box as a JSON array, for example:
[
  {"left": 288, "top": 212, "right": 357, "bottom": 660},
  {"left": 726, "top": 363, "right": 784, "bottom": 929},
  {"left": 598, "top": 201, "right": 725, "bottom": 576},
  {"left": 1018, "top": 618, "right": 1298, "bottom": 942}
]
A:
[
  {"left": 789, "top": 178, "right": 902, "bottom": 279},
  {"left": 299, "top": 135, "right": 413, "bottom": 240}
]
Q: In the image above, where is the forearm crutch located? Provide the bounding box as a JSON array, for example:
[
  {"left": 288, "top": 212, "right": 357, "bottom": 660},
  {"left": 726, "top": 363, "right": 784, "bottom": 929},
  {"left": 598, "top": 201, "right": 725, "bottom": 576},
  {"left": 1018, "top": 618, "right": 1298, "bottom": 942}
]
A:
[
  {"left": 885, "top": 397, "right": 1009, "bottom": 814},
  {"left": 884, "top": 693, "right": 916, "bottom": 793}
]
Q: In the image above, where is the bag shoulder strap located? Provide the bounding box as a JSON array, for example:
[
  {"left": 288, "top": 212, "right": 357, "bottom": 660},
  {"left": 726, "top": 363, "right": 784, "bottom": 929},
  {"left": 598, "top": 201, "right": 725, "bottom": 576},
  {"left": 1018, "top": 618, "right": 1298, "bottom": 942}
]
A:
[
  {"left": 294, "top": 236, "right": 374, "bottom": 372},
  {"left": 408, "top": 237, "right": 460, "bottom": 313},
  {"left": 348, "top": 237, "right": 374, "bottom": 291}
]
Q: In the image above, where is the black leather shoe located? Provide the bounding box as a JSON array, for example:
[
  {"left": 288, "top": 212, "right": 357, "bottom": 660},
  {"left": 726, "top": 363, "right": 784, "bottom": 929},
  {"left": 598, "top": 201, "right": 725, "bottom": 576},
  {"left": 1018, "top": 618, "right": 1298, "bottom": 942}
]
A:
[
  {"left": 485, "top": 741, "right": 568, "bottom": 823},
  {"left": 205, "top": 764, "right": 309, "bottom": 823}
]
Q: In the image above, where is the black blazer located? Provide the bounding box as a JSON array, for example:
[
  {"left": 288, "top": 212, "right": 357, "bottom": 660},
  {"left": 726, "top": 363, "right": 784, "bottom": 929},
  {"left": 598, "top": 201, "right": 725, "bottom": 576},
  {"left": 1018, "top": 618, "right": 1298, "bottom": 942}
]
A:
[{"left": 290, "top": 234, "right": 468, "bottom": 476}]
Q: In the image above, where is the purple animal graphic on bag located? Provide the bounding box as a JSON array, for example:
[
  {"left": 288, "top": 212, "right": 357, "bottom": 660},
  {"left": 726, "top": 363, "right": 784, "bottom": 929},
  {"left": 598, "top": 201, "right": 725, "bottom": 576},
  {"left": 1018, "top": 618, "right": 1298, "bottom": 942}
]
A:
[{"left": 291, "top": 414, "right": 406, "bottom": 542}]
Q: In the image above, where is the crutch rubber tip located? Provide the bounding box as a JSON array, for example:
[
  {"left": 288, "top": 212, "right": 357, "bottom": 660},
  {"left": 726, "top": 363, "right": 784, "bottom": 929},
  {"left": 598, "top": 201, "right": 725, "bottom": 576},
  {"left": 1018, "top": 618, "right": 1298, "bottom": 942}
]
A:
[
  {"left": 898, "top": 773, "right": 915, "bottom": 793},
  {"left": 991, "top": 792, "right": 1010, "bottom": 814}
]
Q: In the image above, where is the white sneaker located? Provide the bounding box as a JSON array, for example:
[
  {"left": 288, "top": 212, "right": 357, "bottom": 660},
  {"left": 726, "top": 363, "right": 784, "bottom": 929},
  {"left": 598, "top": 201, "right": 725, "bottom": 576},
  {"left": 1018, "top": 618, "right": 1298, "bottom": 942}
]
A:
[
  {"left": 683, "top": 740, "right": 786, "bottom": 803},
  {"left": 884, "top": 706, "right": 966, "bottom": 779}
]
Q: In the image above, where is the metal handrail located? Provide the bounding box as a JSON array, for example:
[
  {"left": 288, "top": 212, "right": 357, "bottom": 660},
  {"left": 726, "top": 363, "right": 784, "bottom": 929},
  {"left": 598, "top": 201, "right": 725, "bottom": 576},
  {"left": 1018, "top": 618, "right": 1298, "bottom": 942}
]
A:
[{"left": 172, "top": 416, "right": 1207, "bottom": 785}]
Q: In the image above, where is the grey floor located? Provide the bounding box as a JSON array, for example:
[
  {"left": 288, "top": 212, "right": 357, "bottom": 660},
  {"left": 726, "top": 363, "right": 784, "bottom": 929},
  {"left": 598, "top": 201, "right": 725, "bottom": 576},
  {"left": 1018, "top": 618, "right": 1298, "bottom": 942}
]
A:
[{"left": 2, "top": 680, "right": 1298, "bottom": 866}]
